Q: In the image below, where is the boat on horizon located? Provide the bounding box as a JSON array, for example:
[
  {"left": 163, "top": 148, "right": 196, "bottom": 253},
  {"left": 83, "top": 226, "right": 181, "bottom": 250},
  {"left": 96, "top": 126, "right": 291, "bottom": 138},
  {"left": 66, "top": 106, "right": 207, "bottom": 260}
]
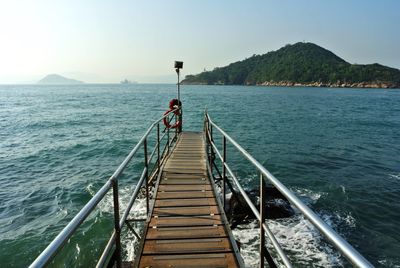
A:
[{"left": 120, "top": 79, "right": 138, "bottom": 84}]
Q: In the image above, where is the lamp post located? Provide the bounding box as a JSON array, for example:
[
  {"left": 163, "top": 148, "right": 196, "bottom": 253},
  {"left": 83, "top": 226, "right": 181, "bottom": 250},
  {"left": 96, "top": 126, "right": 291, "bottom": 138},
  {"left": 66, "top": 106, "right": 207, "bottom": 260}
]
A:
[{"left": 174, "top": 61, "right": 183, "bottom": 133}]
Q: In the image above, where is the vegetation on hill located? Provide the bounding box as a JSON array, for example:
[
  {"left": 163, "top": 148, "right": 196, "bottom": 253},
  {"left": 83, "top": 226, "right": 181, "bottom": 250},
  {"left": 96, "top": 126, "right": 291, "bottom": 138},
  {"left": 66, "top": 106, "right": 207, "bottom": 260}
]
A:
[{"left": 182, "top": 42, "right": 400, "bottom": 88}]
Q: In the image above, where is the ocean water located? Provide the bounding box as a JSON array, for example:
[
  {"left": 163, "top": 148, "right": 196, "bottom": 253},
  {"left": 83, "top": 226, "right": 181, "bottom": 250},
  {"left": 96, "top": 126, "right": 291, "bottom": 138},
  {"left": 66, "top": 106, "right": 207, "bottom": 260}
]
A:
[{"left": 0, "top": 84, "right": 399, "bottom": 267}]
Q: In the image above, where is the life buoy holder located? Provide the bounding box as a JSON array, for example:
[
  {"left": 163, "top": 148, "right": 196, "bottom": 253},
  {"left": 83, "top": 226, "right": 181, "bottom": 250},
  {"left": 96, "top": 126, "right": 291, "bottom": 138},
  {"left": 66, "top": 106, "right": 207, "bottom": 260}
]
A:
[{"left": 163, "top": 109, "right": 181, "bottom": 129}]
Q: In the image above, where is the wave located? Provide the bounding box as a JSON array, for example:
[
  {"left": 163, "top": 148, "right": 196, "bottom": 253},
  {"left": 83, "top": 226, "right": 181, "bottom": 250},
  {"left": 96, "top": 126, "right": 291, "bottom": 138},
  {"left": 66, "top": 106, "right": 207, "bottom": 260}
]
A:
[
  {"left": 232, "top": 187, "right": 356, "bottom": 267},
  {"left": 389, "top": 173, "right": 400, "bottom": 181},
  {"left": 87, "top": 183, "right": 147, "bottom": 261},
  {"left": 233, "top": 217, "right": 346, "bottom": 267},
  {"left": 84, "top": 182, "right": 356, "bottom": 267}
]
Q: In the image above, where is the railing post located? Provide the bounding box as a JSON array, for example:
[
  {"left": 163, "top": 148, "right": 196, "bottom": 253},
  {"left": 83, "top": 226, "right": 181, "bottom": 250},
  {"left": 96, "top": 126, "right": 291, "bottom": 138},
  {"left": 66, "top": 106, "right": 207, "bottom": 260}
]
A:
[
  {"left": 167, "top": 117, "right": 170, "bottom": 155},
  {"left": 178, "top": 107, "right": 183, "bottom": 133},
  {"left": 205, "top": 117, "right": 210, "bottom": 169},
  {"left": 260, "top": 172, "right": 266, "bottom": 268},
  {"left": 222, "top": 136, "right": 227, "bottom": 209},
  {"left": 210, "top": 124, "right": 213, "bottom": 174},
  {"left": 157, "top": 123, "right": 160, "bottom": 171},
  {"left": 144, "top": 138, "right": 149, "bottom": 215},
  {"left": 112, "top": 180, "right": 122, "bottom": 268},
  {"left": 175, "top": 114, "right": 178, "bottom": 139}
]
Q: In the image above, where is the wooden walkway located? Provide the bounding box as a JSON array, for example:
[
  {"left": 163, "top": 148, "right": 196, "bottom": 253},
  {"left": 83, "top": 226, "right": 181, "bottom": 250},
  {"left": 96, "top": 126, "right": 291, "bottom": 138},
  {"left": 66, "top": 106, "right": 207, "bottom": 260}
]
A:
[{"left": 137, "top": 132, "right": 241, "bottom": 268}]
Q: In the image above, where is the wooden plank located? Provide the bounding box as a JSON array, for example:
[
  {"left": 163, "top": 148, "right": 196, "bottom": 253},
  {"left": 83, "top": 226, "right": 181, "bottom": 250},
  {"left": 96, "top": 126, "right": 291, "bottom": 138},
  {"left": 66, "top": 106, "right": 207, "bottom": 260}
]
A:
[
  {"left": 158, "top": 184, "right": 212, "bottom": 191},
  {"left": 164, "top": 166, "right": 205, "bottom": 171},
  {"left": 146, "top": 225, "right": 227, "bottom": 240},
  {"left": 157, "top": 190, "right": 214, "bottom": 199},
  {"left": 166, "top": 161, "right": 206, "bottom": 166},
  {"left": 170, "top": 153, "right": 204, "bottom": 157},
  {"left": 174, "top": 147, "right": 204, "bottom": 150},
  {"left": 162, "top": 173, "right": 206, "bottom": 179},
  {"left": 149, "top": 215, "right": 223, "bottom": 227},
  {"left": 163, "top": 169, "right": 206, "bottom": 175},
  {"left": 160, "top": 178, "right": 210, "bottom": 185},
  {"left": 155, "top": 198, "right": 217, "bottom": 207},
  {"left": 164, "top": 164, "right": 205, "bottom": 170},
  {"left": 153, "top": 206, "right": 220, "bottom": 216},
  {"left": 139, "top": 253, "right": 238, "bottom": 268},
  {"left": 142, "top": 237, "right": 233, "bottom": 254}
]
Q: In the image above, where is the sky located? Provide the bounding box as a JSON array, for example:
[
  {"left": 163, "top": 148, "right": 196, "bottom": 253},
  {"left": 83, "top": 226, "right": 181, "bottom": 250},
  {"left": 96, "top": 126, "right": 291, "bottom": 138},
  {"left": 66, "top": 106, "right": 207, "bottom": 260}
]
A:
[{"left": 0, "top": 0, "right": 399, "bottom": 84}]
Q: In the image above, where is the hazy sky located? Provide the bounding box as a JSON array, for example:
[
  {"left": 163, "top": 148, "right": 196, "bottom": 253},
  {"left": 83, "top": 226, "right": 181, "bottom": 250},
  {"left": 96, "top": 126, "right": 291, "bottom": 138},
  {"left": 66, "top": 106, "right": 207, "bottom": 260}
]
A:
[{"left": 0, "top": 0, "right": 399, "bottom": 83}]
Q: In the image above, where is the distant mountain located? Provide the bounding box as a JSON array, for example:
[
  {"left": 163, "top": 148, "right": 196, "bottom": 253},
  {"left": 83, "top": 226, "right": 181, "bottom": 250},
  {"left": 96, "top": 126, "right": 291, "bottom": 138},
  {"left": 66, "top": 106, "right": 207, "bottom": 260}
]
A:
[
  {"left": 182, "top": 42, "right": 400, "bottom": 88},
  {"left": 38, "top": 74, "right": 83, "bottom": 84}
]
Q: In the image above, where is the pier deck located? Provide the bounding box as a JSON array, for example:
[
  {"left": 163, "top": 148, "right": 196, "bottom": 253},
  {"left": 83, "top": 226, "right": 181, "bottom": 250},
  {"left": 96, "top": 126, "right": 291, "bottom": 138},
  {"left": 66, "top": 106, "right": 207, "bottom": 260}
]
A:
[{"left": 137, "top": 132, "right": 240, "bottom": 267}]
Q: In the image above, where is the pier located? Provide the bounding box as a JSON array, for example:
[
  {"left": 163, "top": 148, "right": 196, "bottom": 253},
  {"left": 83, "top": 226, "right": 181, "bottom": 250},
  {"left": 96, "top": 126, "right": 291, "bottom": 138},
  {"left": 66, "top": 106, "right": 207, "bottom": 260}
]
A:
[
  {"left": 136, "top": 132, "right": 240, "bottom": 267},
  {"left": 30, "top": 110, "right": 373, "bottom": 268}
]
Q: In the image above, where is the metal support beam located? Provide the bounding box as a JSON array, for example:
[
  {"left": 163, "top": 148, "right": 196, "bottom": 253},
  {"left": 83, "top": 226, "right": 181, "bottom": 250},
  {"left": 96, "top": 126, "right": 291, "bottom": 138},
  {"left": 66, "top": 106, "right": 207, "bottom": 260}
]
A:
[
  {"left": 222, "top": 136, "right": 227, "bottom": 209},
  {"left": 144, "top": 138, "right": 149, "bottom": 215},
  {"left": 157, "top": 123, "right": 160, "bottom": 171},
  {"left": 112, "top": 180, "right": 122, "bottom": 268}
]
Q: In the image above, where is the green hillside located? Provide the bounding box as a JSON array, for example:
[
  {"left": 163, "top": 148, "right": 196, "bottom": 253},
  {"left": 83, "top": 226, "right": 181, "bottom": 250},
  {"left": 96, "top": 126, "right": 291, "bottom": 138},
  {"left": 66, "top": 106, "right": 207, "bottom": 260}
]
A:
[{"left": 182, "top": 42, "right": 400, "bottom": 88}]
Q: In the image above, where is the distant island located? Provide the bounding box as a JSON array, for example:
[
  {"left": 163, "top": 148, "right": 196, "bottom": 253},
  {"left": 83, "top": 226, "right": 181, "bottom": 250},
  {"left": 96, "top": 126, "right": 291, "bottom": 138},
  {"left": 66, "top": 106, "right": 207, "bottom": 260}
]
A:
[
  {"left": 182, "top": 42, "right": 400, "bottom": 89},
  {"left": 38, "top": 74, "right": 83, "bottom": 84}
]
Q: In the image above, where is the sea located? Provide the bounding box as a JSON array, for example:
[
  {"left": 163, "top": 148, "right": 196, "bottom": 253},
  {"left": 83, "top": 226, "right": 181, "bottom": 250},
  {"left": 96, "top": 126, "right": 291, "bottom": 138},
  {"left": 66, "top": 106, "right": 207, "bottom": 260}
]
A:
[{"left": 0, "top": 84, "right": 399, "bottom": 267}]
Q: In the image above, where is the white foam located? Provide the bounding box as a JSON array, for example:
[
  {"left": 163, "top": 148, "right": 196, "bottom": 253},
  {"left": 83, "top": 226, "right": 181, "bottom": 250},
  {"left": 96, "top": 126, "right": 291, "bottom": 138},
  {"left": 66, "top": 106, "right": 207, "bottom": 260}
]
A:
[
  {"left": 293, "top": 187, "right": 324, "bottom": 204},
  {"left": 122, "top": 198, "right": 147, "bottom": 260},
  {"left": 378, "top": 259, "right": 400, "bottom": 268},
  {"left": 231, "top": 187, "right": 359, "bottom": 267},
  {"left": 389, "top": 173, "right": 400, "bottom": 181},
  {"left": 234, "top": 215, "right": 343, "bottom": 267},
  {"left": 86, "top": 183, "right": 147, "bottom": 261},
  {"left": 340, "top": 185, "right": 346, "bottom": 194},
  {"left": 75, "top": 243, "right": 80, "bottom": 260}
]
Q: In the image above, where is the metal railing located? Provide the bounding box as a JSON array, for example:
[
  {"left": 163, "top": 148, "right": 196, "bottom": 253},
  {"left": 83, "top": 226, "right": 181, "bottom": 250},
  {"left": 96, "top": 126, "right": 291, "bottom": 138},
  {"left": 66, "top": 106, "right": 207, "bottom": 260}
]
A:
[
  {"left": 204, "top": 112, "right": 373, "bottom": 268},
  {"left": 30, "top": 109, "right": 181, "bottom": 268}
]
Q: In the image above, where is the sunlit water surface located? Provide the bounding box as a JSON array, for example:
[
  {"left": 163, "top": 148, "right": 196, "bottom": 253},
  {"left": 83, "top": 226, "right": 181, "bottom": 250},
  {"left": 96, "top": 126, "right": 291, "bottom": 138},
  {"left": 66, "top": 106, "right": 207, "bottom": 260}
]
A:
[{"left": 0, "top": 84, "right": 399, "bottom": 267}]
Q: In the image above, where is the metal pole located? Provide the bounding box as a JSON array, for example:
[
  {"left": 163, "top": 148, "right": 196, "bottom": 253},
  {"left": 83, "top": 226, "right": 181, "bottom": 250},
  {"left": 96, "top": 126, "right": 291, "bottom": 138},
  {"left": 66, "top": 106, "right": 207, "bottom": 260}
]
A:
[
  {"left": 177, "top": 70, "right": 183, "bottom": 133},
  {"left": 175, "top": 115, "right": 178, "bottom": 137},
  {"left": 167, "top": 125, "right": 170, "bottom": 154},
  {"left": 112, "top": 180, "right": 122, "bottom": 268},
  {"left": 177, "top": 69, "right": 180, "bottom": 103},
  {"left": 157, "top": 123, "right": 160, "bottom": 171},
  {"left": 260, "top": 172, "right": 266, "bottom": 268},
  {"left": 222, "top": 136, "right": 227, "bottom": 209},
  {"left": 205, "top": 119, "right": 210, "bottom": 170},
  {"left": 144, "top": 138, "right": 149, "bottom": 214},
  {"left": 209, "top": 124, "right": 213, "bottom": 175}
]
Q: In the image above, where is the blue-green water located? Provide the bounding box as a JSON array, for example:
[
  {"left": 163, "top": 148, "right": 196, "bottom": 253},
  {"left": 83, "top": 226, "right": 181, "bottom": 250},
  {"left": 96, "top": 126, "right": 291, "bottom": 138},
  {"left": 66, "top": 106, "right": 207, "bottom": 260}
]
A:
[{"left": 0, "top": 84, "right": 399, "bottom": 267}]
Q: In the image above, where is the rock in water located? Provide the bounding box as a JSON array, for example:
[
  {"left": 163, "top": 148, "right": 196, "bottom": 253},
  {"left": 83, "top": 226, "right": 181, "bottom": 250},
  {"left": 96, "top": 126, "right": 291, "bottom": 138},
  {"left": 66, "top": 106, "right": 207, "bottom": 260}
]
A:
[{"left": 226, "top": 186, "right": 295, "bottom": 229}]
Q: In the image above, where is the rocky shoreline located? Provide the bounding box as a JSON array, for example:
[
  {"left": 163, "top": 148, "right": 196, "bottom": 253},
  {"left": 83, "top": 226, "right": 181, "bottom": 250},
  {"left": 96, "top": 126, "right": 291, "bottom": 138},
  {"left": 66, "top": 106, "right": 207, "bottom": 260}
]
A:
[
  {"left": 256, "top": 80, "right": 400, "bottom": 89},
  {"left": 182, "top": 80, "right": 400, "bottom": 89}
]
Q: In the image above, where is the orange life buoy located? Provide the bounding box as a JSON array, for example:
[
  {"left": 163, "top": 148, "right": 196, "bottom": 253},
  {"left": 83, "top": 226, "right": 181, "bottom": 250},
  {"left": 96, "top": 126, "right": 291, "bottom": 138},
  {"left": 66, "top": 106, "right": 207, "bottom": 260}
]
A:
[{"left": 163, "top": 109, "right": 181, "bottom": 129}]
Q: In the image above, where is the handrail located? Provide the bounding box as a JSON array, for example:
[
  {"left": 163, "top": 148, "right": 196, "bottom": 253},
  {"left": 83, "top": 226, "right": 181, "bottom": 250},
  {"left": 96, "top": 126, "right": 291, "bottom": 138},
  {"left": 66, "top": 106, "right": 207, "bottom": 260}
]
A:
[
  {"left": 30, "top": 108, "right": 181, "bottom": 268},
  {"left": 204, "top": 112, "right": 373, "bottom": 268},
  {"left": 205, "top": 125, "right": 292, "bottom": 267}
]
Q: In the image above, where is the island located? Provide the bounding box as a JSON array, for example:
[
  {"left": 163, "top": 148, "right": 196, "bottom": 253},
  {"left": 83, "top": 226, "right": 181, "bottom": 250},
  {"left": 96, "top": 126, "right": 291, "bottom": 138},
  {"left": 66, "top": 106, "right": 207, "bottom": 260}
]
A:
[
  {"left": 182, "top": 42, "right": 400, "bottom": 89},
  {"left": 38, "top": 74, "right": 83, "bottom": 85}
]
